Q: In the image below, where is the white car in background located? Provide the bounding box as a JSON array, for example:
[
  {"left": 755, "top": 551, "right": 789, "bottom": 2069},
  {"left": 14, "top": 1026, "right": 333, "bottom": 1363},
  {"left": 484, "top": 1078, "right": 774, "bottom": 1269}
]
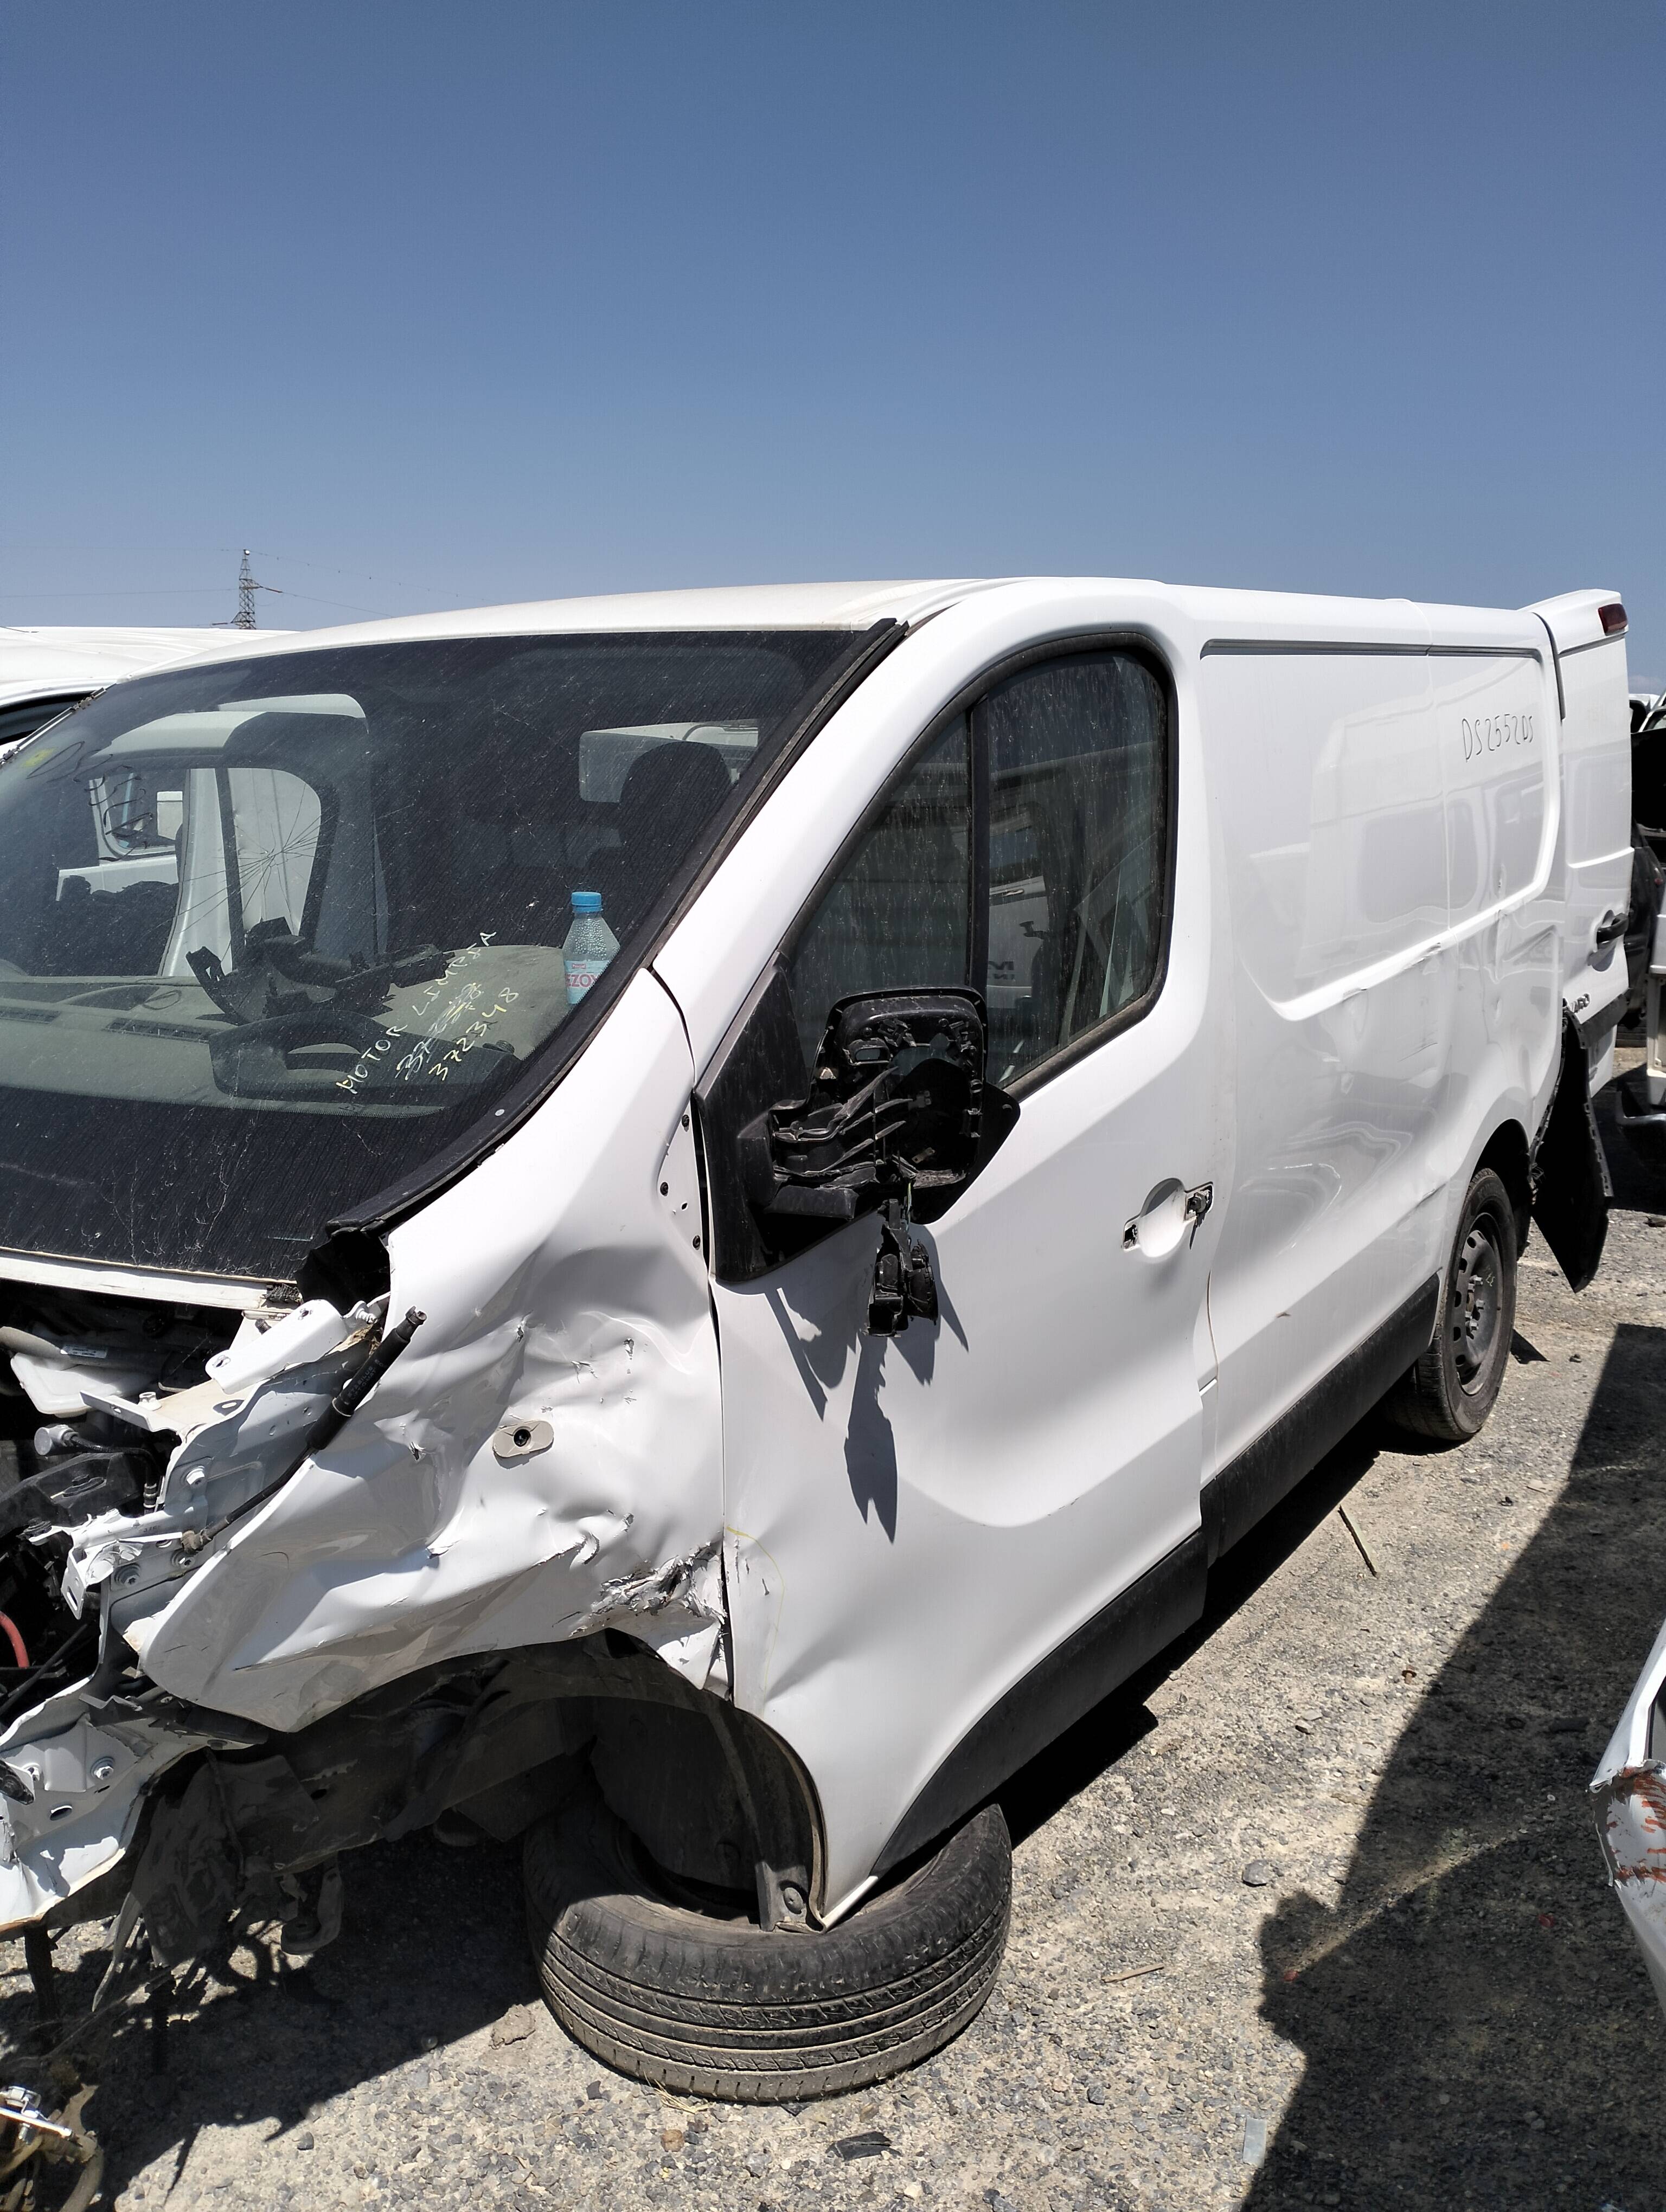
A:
[{"left": 0, "top": 627, "right": 275, "bottom": 756}]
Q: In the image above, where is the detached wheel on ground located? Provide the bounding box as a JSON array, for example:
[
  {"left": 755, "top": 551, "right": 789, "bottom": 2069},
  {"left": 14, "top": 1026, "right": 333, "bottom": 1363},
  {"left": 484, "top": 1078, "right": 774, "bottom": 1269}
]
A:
[
  {"left": 1389, "top": 1165, "right": 1517, "bottom": 1442},
  {"left": 523, "top": 1781, "right": 1010, "bottom": 2102}
]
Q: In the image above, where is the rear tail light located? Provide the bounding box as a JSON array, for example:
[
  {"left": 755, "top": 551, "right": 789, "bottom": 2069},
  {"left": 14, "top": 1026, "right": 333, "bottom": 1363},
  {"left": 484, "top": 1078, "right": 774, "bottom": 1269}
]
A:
[{"left": 1600, "top": 602, "right": 1629, "bottom": 636}]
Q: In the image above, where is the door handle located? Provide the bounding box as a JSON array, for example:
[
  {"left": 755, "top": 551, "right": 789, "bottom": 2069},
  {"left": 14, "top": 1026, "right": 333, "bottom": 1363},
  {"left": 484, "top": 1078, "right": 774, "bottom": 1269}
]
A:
[
  {"left": 1595, "top": 908, "right": 1627, "bottom": 948},
  {"left": 1123, "top": 1180, "right": 1213, "bottom": 1258}
]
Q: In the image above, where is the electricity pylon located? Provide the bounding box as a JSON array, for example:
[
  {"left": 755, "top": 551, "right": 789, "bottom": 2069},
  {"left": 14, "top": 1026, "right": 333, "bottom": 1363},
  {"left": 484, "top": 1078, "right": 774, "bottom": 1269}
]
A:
[
  {"left": 233, "top": 549, "right": 260, "bottom": 628},
  {"left": 214, "top": 549, "right": 280, "bottom": 631}
]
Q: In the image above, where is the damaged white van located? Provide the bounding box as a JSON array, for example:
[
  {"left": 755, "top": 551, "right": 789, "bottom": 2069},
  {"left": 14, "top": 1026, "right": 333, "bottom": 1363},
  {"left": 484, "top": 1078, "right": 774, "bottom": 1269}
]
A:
[{"left": 0, "top": 579, "right": 1630, "bottom": 2098}]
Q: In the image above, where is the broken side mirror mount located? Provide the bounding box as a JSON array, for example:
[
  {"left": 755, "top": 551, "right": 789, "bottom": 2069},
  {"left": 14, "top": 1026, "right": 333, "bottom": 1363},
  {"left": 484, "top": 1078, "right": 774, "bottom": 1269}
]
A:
[
  {"left": 866, "top": 1195, "right": 940, "bottom": 1337},
  {"left": 738, "top": 988, "right": 1019, "bottom": 1329}
]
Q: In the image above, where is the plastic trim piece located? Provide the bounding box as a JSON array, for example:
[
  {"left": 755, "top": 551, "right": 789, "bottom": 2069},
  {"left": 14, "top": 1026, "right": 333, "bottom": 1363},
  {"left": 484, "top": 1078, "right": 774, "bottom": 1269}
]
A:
[
  {"left": 1530, "top": 1012, "right": 1612, "bottom": 1294},
  {"left": 1200, "top": 640, "right": 1542, "bottom": 663},
  {"left": 1201, "top": 1277, "right": 1440, "bottom": 1566},
  {"left": 1577, "top": 997, "right": 1626, "bottom": 1052},
  {"left": 1531, "top": 614, "right": 1567, "bottom": 721}
]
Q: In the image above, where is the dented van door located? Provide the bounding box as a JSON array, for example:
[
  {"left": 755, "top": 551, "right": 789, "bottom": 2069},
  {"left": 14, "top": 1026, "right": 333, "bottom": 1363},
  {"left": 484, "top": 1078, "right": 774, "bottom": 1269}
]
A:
[{"left": 693, "top": 643, "right": 1228, "bottom": 1911}]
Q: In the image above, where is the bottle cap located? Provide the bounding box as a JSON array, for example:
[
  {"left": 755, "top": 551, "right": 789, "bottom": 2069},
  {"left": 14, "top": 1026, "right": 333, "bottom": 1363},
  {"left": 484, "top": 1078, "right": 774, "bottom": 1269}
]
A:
[{"left": 571, "top": 890, "right": 603, "bottom": 914}]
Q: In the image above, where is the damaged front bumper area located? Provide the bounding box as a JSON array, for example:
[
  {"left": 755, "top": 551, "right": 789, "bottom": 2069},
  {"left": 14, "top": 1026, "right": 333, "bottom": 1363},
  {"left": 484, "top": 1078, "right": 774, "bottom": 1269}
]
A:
[
  {"left": 1593, "top": 1612, "right": 1666, "bottom": 2015},
  {"left": 0, "top": 1289, "right": 424, "bottom": 1939},
  {"left": 0, "top": 1274, "right": 741, "bottom": 1960},
  {"left": 0, "top": 979, "right": 806, "bottom": 1967}
]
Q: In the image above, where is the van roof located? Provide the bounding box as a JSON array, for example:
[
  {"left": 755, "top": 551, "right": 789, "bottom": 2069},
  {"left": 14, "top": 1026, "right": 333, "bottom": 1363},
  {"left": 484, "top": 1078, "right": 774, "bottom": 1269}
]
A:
[
  {"left": 148, "top": 578, "right": 1627, "bottom": 665},
  {"left": 166, "top": 581, "right": 1000, "bottom": 662}
]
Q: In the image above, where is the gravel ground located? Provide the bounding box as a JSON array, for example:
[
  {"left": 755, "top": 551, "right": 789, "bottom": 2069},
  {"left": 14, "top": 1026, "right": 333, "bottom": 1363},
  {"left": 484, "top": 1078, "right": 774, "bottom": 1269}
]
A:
[{"left": 5, "top": 1064, "right": 1666, "bottom": 2212}]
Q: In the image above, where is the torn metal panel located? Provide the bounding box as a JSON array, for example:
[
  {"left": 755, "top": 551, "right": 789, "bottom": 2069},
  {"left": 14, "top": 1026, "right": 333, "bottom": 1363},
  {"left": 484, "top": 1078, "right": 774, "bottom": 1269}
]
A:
[
  {"left": 0, "top": 979, "right": 725, "bottom": 1934},
  {"left": 44, "top": 1311, "right": 382, "bottom": 1644},
  {"left": 0, "top": 1682, "right": 220, "bottom": 1933},
  {"left": 574, "top": 1541, "right": 729, "bottom": 1692},
  {"left": 132, "top": 974, "right": 726, "bottom": 1732}
]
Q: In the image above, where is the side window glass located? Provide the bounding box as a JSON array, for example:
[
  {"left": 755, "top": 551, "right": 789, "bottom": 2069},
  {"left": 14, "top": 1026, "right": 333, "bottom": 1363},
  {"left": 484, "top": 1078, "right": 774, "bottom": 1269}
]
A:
[
  {"left": 773, "top": 653, "right": 1169, "bottom": 1097},
  {"left": 979, "top": 655, "right": 1167, "bottom": 1083},
  {"left": 783, "top": 713, "right": 971, "bottom": 1073}
]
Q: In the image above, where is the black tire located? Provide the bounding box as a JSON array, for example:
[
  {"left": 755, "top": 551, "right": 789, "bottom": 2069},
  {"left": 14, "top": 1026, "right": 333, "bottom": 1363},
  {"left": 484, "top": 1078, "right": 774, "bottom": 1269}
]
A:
[
  {"left": 523, "top": 1782, "right": 1010, "bottom": 2102},
  {"left": 1389, "top": 1166, "right": 1517, "bottom": 1443}
]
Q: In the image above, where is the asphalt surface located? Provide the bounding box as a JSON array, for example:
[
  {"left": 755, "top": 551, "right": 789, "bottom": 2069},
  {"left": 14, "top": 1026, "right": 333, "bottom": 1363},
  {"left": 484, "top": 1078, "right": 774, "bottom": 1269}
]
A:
[{"left": 5, "top": 1060, "right": 1666, "bottom": 2211}]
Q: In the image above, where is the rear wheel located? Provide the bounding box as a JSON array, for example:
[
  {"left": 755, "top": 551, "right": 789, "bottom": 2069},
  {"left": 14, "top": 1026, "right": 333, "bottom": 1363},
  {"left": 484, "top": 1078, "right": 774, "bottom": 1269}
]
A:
[
  {"left": 523, "top": 1780, "right": 1010, "bottom": 2102},
  {"left": 1389, "top": 1166, "right": 1517, "bottom": 1442}
]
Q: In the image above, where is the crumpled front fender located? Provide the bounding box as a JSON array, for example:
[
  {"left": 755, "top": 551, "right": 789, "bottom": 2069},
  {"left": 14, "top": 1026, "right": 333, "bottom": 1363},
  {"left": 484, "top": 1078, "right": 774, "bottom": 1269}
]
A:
[{"left": 132, "top": 973, "right": 725, "bottom": 1734}]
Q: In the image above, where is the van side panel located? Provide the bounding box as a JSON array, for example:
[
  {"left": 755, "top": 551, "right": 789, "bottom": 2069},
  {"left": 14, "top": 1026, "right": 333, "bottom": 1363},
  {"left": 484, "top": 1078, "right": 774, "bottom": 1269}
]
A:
[
  {"left": 1200, "top": 646, "right": 1454, "bottom": 1475},
  {"left": 1200, "top": 636, "right": 1556, "bottom": 1484}
]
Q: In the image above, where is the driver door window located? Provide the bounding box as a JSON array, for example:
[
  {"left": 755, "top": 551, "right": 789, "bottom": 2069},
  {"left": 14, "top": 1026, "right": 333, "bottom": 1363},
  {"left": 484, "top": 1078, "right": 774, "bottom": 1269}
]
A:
[
  {"left": 785, "top": 714, "right": 972, "bottom": 1072},
  {"left": 782, "top": 651, "right": 1169, "bottom": 1086}
]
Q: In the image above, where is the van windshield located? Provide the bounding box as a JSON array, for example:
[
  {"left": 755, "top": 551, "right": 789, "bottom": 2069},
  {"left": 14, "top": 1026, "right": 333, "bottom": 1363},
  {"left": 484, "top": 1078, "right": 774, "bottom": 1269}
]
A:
[{"left": 0, "top": 630, "right": 854, "bottom": 1284}]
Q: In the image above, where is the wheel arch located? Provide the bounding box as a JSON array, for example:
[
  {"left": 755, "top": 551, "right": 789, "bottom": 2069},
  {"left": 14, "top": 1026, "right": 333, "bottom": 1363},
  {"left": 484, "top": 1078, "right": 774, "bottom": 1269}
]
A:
[
  {"left": 1475, "top": 1116, "right": 1533, "bottom": 1255},
  {"left": 111, "top": 1636, "right": 831, "bottom": 1961}
]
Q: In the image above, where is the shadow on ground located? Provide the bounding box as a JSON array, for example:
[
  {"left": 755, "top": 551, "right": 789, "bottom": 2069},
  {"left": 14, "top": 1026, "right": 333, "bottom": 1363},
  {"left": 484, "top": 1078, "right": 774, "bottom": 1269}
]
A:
[
  {"left": 1234, "top": 1317, "right": 1666, "bottom": 2211},
  {"left": 1226, "top": 1098, "right": 1666, "bottom": 2210}
]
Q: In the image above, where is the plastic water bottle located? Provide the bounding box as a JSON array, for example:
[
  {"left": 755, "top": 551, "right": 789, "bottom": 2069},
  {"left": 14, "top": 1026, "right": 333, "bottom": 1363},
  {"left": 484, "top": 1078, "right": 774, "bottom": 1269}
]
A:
[{"left": 562, "top": 890, "right": 618, "bottom": 1008}]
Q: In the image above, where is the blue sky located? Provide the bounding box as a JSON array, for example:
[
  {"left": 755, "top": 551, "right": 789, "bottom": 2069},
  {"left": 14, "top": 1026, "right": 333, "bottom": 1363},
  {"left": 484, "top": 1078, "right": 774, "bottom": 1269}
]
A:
[{"left": 4, "top": 3, "right": 1663, "bottom": 679}]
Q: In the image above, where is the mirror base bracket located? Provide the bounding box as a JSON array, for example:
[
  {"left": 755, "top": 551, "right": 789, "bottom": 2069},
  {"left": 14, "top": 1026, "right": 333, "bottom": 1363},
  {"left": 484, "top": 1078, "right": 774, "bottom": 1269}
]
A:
[{"left": 866, "top": 1199, "right": 939, "bottom": 1336}]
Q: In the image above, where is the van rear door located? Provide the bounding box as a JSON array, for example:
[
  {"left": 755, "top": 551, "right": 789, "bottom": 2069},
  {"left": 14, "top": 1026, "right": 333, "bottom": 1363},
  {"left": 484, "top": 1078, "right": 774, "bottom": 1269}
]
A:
[{"left": 1529, "top": 590, "right": 1633, "bottom": 1092}]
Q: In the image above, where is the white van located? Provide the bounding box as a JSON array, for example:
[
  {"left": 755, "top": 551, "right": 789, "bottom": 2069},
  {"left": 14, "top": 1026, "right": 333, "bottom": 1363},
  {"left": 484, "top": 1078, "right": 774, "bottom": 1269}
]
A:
[{"left": 0, "top": 580, "right": 1630, "bottom": 2099}]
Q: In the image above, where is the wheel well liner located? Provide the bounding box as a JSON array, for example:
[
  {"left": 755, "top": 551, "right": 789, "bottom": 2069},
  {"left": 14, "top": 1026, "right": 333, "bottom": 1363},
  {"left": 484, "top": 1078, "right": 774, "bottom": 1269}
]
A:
[{"left": 122, "top": 1635, "right": 826, "bottom": 1963}]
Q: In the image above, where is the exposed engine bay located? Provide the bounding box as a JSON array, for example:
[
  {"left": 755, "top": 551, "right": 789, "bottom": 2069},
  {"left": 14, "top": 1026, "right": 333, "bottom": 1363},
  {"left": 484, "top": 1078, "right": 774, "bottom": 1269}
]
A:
[
  {"left": 0, "top": 1280, "right": 242, "bottom": 1735},
  {"left": 0, "top": 1279, "right": 415, "bottom": 1944}
]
